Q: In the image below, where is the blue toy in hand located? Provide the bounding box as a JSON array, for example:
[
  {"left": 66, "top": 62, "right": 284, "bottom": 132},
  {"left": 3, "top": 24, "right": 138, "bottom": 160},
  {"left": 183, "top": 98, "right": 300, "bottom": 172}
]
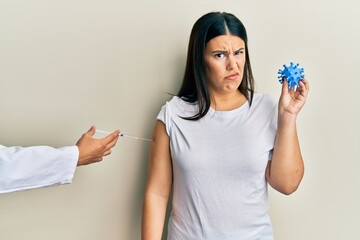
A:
[{"left": 278, "top": 62, "right": 305, "bottom": 91}]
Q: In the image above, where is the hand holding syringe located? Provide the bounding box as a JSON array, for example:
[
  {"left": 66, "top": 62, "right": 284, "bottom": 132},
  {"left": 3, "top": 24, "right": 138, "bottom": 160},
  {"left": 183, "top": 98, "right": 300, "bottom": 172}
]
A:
[{"left": 96, "top": 130, "right": 153, "bottom": 142}]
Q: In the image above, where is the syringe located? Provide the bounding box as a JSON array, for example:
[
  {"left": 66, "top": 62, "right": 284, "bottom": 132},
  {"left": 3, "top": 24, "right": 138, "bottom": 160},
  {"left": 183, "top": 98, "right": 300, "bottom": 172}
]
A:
[{"left": 96, "top": 129, "right": 153, "bottom": 142}]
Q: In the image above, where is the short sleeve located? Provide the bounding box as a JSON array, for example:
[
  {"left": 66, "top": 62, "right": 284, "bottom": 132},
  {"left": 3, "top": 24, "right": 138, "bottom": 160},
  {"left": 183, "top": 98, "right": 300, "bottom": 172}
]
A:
[
  {"left": 268, "top": 102, "right": 278, "bottom": 161},
  {"left": 156, "top": 102, "right": 172, "bottom": 137}
]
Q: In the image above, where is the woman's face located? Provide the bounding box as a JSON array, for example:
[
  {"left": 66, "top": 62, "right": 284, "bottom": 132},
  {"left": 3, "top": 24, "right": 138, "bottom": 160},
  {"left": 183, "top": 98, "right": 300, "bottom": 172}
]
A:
[{"left": 204, "top": 34, "right": 246, "bottom": 96}]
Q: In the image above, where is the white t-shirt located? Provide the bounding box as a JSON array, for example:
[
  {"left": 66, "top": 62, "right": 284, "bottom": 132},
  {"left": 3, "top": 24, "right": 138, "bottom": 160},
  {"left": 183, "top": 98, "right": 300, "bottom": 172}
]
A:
[{"left": 157, "top": 93, "right": 277, "bottom": 240}]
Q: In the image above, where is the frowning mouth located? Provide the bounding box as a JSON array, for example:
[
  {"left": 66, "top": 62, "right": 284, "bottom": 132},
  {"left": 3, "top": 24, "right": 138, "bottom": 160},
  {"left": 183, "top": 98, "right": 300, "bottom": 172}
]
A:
[{"left": 225, "top": 72, "right": 239, "bottom": 80}]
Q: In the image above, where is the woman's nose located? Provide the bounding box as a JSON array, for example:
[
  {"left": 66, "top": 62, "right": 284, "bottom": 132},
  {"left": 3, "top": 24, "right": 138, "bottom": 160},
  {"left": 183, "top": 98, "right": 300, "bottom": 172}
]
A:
[{"left": 227, "top": 56, "right": 237, "bottom": 70}]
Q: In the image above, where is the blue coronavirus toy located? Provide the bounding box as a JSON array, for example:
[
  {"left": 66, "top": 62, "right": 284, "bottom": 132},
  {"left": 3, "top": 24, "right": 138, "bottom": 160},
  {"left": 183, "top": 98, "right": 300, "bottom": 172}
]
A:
[{"left": 278, "top": 62, "right": 305, "bottom": 91}]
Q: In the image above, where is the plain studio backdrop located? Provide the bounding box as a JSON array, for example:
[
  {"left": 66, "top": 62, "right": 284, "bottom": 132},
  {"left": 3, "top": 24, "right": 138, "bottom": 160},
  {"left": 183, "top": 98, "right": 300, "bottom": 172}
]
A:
[{"left": 1, "top": 0, "right": 359, "bottom": 239}]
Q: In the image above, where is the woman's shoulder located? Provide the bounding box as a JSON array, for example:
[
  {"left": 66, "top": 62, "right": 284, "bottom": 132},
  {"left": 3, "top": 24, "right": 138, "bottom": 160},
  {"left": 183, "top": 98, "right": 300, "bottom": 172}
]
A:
[
  {"left": 167, "top": 95, "right": 184, "bottom": 106},
  {"left": 160, "top": 96, "right": 197, "bottom": 118},
  {"left": 165, "top": 96, "right": 196, "bottom": 110}
]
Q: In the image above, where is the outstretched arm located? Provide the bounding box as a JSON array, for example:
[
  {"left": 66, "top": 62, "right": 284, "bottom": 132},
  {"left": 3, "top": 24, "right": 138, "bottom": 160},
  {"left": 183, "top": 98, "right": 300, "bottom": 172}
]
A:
[
  {"left": 266, "top": 79, "right": 309, "bottom": 195},
  {"left": 76, "top": 126, "right": 120, "bottom": 166},
  {"left": 0, "top": 126, "right": 119, "bottom": 194}
]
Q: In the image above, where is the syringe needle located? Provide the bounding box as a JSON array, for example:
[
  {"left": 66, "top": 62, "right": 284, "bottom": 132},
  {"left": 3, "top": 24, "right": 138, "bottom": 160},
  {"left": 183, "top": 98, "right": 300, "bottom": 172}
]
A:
[
  {"left": 119, "top": 134, "right": 153, "bottom": 142},
  {"left": 96, "top": 130, "right": 153, "bottom": 142}
]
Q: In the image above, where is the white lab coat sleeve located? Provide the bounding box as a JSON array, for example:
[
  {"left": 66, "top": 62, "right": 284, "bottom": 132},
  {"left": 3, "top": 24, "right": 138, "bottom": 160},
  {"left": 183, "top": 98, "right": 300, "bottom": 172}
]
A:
[{"left": 0, "top": 144, "right": 79, "bottom": 194}]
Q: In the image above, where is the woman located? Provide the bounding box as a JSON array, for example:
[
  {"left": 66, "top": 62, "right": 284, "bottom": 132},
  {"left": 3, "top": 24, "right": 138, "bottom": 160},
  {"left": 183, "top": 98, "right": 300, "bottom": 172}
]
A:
[{"left": 142, "top": 12, "right": 309, "bottom": 240}]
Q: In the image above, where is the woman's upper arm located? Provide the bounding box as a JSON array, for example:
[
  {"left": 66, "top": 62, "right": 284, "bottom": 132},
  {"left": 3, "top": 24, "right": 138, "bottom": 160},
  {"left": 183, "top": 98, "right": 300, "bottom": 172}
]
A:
[{"left": 145, "top": 120, "right": 173, "bottom": 198}]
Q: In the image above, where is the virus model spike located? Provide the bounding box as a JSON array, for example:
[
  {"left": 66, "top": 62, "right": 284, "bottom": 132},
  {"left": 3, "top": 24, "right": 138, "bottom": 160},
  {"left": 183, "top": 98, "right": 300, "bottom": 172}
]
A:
[{"left": 278, "top": 62, "right": 305, "bottom": 90}]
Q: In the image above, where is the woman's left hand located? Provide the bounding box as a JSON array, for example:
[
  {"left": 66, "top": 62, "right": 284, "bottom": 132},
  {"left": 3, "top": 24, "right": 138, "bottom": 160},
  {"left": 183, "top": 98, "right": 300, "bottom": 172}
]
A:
[{"left": 278, "top": 78, "right": 309, "bottom": 116}]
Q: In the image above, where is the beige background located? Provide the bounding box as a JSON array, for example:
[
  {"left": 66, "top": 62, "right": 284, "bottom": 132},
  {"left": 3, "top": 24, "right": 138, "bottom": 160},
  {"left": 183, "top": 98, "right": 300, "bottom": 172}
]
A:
[{"left": 1, "top": 0, "right": 359, "bottom": 239}]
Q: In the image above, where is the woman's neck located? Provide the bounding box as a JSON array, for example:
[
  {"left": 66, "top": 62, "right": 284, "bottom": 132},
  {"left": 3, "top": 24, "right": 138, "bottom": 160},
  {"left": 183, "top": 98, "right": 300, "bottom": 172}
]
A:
[{"left": 210, "top": 90, "right": 247, "bottom": 111}]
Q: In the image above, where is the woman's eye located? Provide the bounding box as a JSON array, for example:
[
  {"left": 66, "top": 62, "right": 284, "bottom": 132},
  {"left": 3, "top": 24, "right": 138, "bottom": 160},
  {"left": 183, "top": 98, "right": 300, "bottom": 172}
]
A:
[
  {"left": 214, "top": 53, "right": 225, "bottom": 59},
  {"left": 235, "top": 50, "right": 244, "bottom": 55}
]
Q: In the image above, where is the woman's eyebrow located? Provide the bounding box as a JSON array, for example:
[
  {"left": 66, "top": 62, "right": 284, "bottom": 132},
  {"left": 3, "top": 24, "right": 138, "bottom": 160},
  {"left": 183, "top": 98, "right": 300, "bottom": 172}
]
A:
[
  {"left": 211, "top": 47, "right": 245, "bottom": 53},
  {"left": 211, "top": 50, "right": 227, "bottom": 53},
  {"left": 235, "top": 47, "right": 245, "bottom": 51}
]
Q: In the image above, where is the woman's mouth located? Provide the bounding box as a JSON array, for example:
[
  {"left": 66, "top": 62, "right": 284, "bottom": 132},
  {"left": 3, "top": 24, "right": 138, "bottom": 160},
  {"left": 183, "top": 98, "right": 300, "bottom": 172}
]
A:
[{"left": 225, "top": 73, "right": 239, "bottom": 80}]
